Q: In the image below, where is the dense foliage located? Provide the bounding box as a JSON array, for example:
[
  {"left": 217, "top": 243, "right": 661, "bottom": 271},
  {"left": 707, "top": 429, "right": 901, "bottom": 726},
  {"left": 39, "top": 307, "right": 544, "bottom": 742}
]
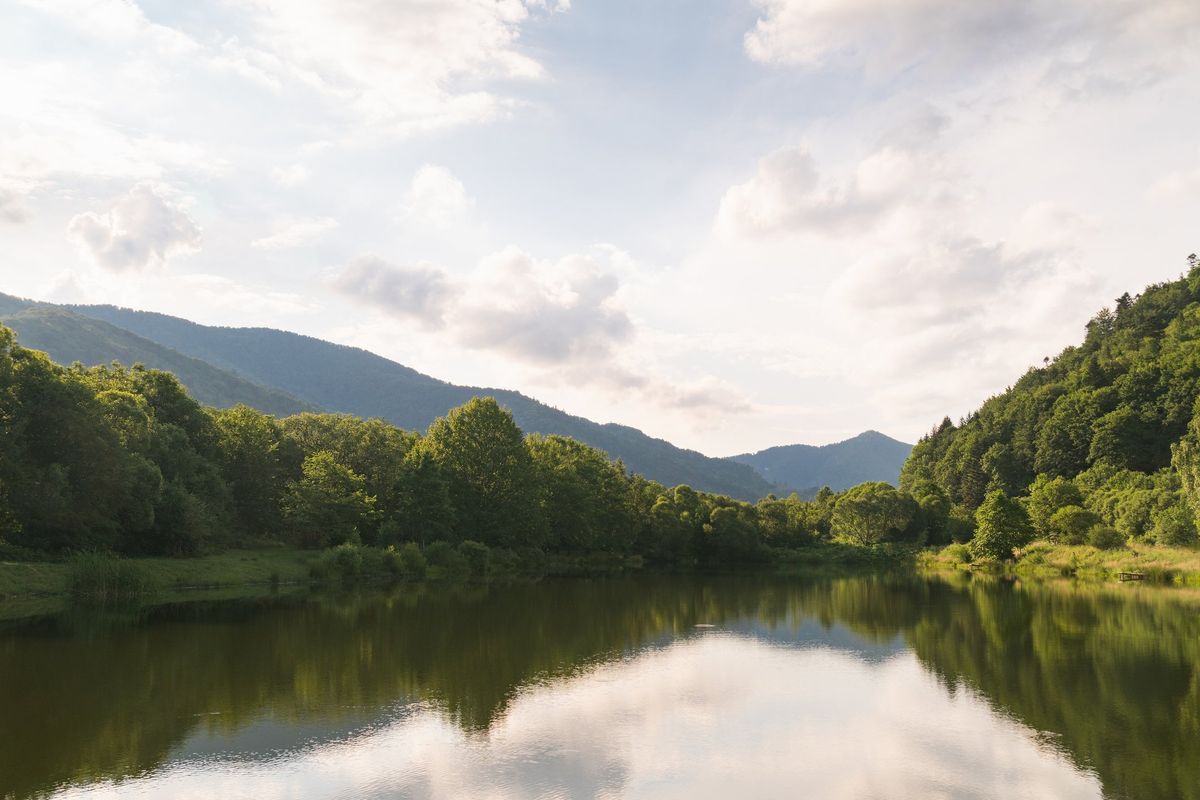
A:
[
  {"left": 0, "top": 325, "right": 942, "bottom": 565},
  {"left": 0, "top": 294, "right": 777, "bottom": 499},
  {"left": 903, "top": 257, "right": 1200, "bottom": 557}
]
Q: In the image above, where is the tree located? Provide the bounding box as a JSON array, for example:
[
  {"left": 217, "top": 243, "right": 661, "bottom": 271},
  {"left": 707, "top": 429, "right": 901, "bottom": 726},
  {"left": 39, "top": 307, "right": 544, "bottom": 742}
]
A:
[
  {"left": 527, "top": 434, "right": 635, "bottom": 554},
  {"left": 1024, "top": 475, "right": 1084, "bottom": 537},
  {"left": 213, "top": 405, "right": 289, "bottom": 537},
  {"left": 282, "top": 451, "right": 376, "bottom": 548},
  {"left": 908, "top": 480, "right": 952, "bottom": 545},
  {"left": 395, "top": 450, "right": 456, "bottom": 545},
  {"left": 416, "top": 398, "right": 543, "bottom": 549},
  {"left": 831, "top": 483, "right": 916, "bottom": 546},
  {"left": 1048, "top": 505, "right": 1100, "bottom": 545},
  {"left": 971, "top": 491, "right": 1033, "bottom": 560},
  {"left": 702, "top": 504, "right": 763, "bottom": 564}
]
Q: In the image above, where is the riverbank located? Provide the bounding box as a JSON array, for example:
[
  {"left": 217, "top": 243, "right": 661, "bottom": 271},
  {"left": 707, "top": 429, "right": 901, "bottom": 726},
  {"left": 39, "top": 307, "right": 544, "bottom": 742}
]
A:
[
  {"left": 919, "top": 540, "right": 1200, "bottom": 586},
  {"left": 0, "top": 548, "right": 318, "bottom": 602}
]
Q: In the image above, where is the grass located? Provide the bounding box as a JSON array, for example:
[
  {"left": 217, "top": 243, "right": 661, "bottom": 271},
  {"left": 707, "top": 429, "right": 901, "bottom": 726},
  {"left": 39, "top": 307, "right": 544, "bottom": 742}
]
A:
[
  {"left": 921, "top": 540, "right": 1200, "bottom": 586},
  {"left": 0, "top": 547, "right": 318, "bottom": 602},
  {"left": 67, "top": 552, "right": 154, "bottom": 603}
]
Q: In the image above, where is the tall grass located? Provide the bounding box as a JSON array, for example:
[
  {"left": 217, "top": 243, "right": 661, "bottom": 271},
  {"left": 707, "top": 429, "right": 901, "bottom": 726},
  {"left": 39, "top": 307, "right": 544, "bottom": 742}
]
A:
[{"left": 67, "top": 552, "right": 153, "bottom": 603}]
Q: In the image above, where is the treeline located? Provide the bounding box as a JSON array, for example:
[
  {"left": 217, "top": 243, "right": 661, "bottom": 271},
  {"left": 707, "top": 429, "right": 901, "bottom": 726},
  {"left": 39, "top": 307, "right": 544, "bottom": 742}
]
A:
[
  {"left": 0, "top": 325, "right": 947, "bottom": 566},
  {"left": 902, "top": 256, "right": 1200, "bottom": 559}
]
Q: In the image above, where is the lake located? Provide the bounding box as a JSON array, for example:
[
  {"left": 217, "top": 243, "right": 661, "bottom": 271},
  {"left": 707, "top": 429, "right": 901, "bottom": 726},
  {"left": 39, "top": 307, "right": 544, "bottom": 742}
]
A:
[{"left": 1, "top": 573, "right": 1197, "bottom": 800}]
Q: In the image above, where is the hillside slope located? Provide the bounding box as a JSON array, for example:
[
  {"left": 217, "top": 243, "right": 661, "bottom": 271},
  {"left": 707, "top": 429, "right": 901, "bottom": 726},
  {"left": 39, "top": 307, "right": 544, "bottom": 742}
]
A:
[
  {"left": 0, "top": 301, "right": 315, "bottom": 417},
  {"left": 901, "top": 259, "right": 1200, "bottom": 545},
  {"left": 730, "top": 430, "right": 913, "bottom": 493},
  {"left": 62, "top": 302, "right": 780, "bottom": 500}
]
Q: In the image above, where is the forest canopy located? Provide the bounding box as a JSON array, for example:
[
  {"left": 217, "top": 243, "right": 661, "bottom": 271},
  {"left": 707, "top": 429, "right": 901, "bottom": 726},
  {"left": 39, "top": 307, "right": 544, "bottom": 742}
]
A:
[
  {"left": 0, "top": 325, "right": 934, "bottom": 566},
  {"left": 902, "top": 256, "right": 1200, "bottom": 556}
]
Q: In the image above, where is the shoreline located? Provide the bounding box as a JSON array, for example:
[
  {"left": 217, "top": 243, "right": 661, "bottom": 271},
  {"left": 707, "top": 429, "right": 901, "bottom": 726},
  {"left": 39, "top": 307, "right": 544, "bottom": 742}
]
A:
[{"left": 3, "top": 540, "right": 1198, "bottom": 608}]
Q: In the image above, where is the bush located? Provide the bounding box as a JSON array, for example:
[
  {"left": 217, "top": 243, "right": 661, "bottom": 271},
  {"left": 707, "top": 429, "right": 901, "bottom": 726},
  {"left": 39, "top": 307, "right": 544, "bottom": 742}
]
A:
[
  {"left": 1088, "top": 525, "right": 1126, "bottom": 550},
  {"left": 458, "top": 540, "right": 490, "bottom": 577},
  {"left": 943, "top": 543, "right": 971, "bottom": 564},
  {"left": 1150, "top": 503, "right": 1198, "bottom": 546},
  {"left": 424, "top": 540, "right": 469, "bottom": 578},
  {"left": 489, "top": 547, "right": 520, "bottom": 576},
  {"left": 312, "top": 542, "right": 364, "bottom": 583},
  {"left": 1049, "top": 505, "right": 1100, "bottom": 545},
  {"left": 68, "top": 552, "right": 152, "bottom": 603},
  {"left": 396, "top": 542, "right": 427, "bottom": 578}
]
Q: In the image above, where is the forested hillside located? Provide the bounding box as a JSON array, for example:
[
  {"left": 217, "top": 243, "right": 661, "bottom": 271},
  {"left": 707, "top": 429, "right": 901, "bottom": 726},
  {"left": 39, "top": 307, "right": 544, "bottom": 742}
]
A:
[
  {"left": 0, "top": 303, "right": 314, "bottom": 417},
  {"left": 731, "top": 430, "right": 912, "bottom": 494},
  {"left": 0, "top": 324, "right": 942, "bottom": 565},
  {"left": 903, "top": 256, "right": 1200, "bottom": 552},
  {"left": 35, "top": 298, "right": 778, "bottom": 500}
]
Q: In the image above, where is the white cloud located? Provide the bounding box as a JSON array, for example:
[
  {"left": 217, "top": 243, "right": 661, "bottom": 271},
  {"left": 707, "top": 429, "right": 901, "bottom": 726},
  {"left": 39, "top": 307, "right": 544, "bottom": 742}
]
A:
[
  {"left": 271, "top": 164, "right": 311, "bottom": 188},
  {"left": 455, "top": 246, "right": 633, "bottom": 364},
  {"left": 0, "top": 185, "right": 31, "bottom": 224},
  {"left": 745, "top": 0, "right": 1200, "bottom": 93},
  {"left": 71, "top": 638, "right": 1102, "bottom": 800},
  {"left": 331, "top": 245, "right": 751, "bottom": 418},
  {"left": 67, "top": 182, "right": 202, "bottom": 272},
  {"left": 230, "top": 0, "right": 557, "bottom": 133},
  {"left": 250, "top": 217, "right": 338, "bottom": 250},
  {"left": 715, "top": 143, "right": 935, "bottom": 239},
  {"left": 330, "top": 255, "right": 457, "bottom": 329},
  {"left": 400, "top": 165, "right": 474, "bottom": 228}
]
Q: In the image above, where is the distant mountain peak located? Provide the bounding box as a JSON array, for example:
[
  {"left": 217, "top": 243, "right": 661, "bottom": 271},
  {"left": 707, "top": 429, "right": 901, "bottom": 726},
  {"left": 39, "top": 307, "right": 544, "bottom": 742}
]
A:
[{"left": 729, "top": 430, "right": 913, "bottom": 495}]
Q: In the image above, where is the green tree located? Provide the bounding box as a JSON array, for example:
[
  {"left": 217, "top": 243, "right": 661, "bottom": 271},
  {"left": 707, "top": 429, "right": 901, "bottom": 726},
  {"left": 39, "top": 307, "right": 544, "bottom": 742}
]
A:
[
  {"left": 831, "top": 483, "right": 916, "bottom": 546},
  {"left": 213, "top": 405, "right": 289, "bottom": 537},
  {"left": 1048, "top": 505, "right": 1100, "bottom": 545},
  {"left": 971, "top": 490, "right": 1034, "bottom": 561},
  {"left": 1024, "top": 475, "right": 1084, "bottom": 538},
  {"left": 527, "top": 434, "right": 635, "bottom": 554},
  {"left": 282, "top": 451, "right": 376, "bottom": 548},
  {"left": 417, "top": 398, "right": 543, "bottom": 549}
]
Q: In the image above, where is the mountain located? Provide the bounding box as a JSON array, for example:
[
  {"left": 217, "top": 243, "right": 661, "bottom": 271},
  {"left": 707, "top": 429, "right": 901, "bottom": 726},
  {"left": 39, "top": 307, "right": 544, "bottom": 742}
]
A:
[
  {"left": 0, "top": 302, "right": 315, "bottom": 417},
  {"left": 729, "top": 430, "right": 913, "bottom": 494},
  {"left": 0, "top": 295, "right": 780, "bottom": 500},
  {"left": 901, "top": 261, "right": 1200, "bottom": 544}
]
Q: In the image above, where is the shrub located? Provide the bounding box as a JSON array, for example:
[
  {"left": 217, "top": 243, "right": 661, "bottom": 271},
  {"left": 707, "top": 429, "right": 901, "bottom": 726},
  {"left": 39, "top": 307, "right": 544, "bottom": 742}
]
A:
[
  {"left": 1049, "top": 505, "right": 1100, "bottom": 545},
  {"left": 1150, "top": 503, "right": 1198, "bottom": 546},
  {"left": 458, "top": 540, "right": 490, "bottom": 577},
  {"left": 397, "top": 542, "right": 427, "bottom": 578},
  {"left": 489, "top": 547, "right": 520, "bottom": 576},
  {"left": 424, "top": 540, "right": 469, "bottom": 578},
  {"left": 943, "top": 543, "right": 971, "bottom": 564},
  {"left": 1088, "top": 525, "right": 1126, "bottom": 550},
  {"left": 312, "top": 542, "right": 364, "bottom": 583}
]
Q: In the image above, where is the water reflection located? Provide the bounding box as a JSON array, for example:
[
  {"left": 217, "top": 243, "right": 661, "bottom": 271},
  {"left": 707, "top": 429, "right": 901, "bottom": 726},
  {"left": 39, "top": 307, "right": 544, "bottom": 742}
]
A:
[{"left": 1, "top": 575, "right": 1197, "bottom": 800}]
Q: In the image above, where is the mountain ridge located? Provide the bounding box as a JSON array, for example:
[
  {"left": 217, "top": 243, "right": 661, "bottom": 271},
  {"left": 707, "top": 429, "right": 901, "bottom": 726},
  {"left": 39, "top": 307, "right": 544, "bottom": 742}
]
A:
[
  {"left": 729, "top": 430, "right": 913, "bottom": 493},
  {"left": 14, "top": 295, "right": 780, "bottom": 500}
]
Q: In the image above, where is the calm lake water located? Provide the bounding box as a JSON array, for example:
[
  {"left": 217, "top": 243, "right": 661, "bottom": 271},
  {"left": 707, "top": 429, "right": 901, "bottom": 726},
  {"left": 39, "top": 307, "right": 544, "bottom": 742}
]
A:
[{"left": 1, "top": 573, "right": 1197, "bottom": 800}]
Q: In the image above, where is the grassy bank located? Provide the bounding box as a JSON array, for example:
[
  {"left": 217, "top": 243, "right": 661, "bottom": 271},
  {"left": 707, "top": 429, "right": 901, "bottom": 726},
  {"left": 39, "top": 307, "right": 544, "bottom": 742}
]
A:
[
  {"left": 920, "top": 540, "right": 1200, "bottom": 586},
  {"left": 0, "top": 548, "right": 318, "bottom": 602}
]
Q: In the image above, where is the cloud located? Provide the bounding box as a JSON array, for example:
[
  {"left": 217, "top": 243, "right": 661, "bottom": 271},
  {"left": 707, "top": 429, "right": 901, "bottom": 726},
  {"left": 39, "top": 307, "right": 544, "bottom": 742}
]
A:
[
  {"left": 271, "top": 164, "right": 311, "bottom": 188},
  {"left": 251, "top": 217, "right": 338, "bottom": 250},
  {"left": 331, "top": 245, "right": 750, "bottom": 419},
  {"left": 231, "top": 0, "right": 559, "bottom": 132},
  {"left": 455, "top": 247, "right": 634, "bottom": 365},
  {"left": 400, "top": 165, "right": 474, "bottom": 228},
  {"left": 330, "top": 255, "right": 458, "bottom": 330},
  {"left": 744, "top": 0, "right": 1200, "bottom": 92},
  {"left": 67, "top": 183, "right": 201, "bottom": 272},
  {"left": 828, "top": 234, "right": 1098, "bottom": 420},
  {"left": 714, "top": 141, "right": 950, "bottom": 240},
  {"left": 0, "top": 185, "right": 31, "bottom": 224}
]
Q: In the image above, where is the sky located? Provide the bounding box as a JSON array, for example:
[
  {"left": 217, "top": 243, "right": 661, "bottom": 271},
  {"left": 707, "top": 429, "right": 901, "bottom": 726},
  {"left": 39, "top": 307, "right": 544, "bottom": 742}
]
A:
[{"left": 2, "top": 0, "right": 1199, "bottom": 456}]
